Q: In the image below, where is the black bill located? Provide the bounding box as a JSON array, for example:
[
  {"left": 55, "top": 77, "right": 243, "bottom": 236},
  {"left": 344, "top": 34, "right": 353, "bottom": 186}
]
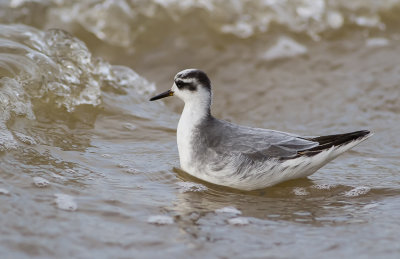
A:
[{"left": 149, "top": 89, "right": 174, "bottom": 101}]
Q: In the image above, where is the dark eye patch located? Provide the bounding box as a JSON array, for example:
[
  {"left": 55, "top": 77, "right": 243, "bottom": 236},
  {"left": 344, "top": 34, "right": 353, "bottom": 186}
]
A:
[
  {"left": 175, "top": 80, "right": 197, "bottom": 91},
  {"left": 176, "top": 80, "right": 185, "bottom": 89}
]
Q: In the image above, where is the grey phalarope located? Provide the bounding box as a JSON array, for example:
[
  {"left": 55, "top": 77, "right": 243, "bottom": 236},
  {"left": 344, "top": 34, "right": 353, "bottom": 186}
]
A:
[{"left": 150, "top": 69, "right": 371, "bottom": 190}]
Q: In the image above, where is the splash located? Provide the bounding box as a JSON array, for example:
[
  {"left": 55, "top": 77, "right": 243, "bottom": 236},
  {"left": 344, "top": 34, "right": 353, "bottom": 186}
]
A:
[{"left": 0, "top": 24, "right": 154, "bottom": 151}]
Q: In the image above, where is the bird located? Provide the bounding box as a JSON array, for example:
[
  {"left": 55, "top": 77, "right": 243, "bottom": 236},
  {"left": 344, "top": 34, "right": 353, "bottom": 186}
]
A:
[{"left": 149, "top": 69, "right": 372, "bottom": 191}]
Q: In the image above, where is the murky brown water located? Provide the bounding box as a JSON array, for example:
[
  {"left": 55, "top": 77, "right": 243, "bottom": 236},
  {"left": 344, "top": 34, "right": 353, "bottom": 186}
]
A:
[{"left": 1, "top": 1, "right": 400, "bottom": 258}]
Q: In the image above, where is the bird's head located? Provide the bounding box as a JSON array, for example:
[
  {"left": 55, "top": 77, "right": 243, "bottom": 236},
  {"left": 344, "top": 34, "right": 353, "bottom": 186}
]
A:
[{"left": 149, "top": 69, "right": 212, "bottom": 106}]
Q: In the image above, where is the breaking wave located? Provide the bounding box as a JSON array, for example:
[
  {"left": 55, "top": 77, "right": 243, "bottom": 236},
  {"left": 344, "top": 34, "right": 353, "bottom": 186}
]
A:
[
  {"left": 0, "top": 24, "right": 154, "bottom": 151},
  {"left": 1, "top": 0, "right": 399, "bottom": 48}
]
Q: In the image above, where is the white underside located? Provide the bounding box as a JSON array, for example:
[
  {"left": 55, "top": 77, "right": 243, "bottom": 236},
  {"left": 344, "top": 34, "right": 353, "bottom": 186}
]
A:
[{"left": 179, "top": 132, "right": 372, "bottom": 191}]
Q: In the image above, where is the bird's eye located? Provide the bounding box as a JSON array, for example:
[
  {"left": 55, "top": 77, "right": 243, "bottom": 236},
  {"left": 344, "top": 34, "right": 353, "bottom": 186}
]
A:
[{"left": 176, "top": 81, "right": 184, "bottom": 89}]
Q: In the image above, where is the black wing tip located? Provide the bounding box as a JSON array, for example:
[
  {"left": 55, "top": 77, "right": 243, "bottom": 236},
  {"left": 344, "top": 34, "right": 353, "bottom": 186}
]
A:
[
  {"left": 296, "top": 129, "right": 372, "bottom": 158},
  {"left": 352, "top": 130, "right": 372, "bottom": 139}
]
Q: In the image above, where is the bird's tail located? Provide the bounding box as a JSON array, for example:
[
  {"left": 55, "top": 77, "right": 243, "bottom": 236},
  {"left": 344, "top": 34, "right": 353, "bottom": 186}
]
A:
[{"left": 299, "top": 130, "right": 372, "bottom": 156}]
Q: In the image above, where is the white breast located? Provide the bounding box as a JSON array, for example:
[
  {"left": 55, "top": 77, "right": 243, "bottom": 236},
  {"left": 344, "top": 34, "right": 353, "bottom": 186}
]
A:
[{"left": 177, "top": 102, "right": 208, "bottom": 172}]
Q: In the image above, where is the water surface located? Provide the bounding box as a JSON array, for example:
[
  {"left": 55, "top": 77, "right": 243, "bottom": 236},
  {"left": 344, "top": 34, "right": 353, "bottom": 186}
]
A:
[{"left": 0, "top": 1, "right": 400, "bottom": 258}]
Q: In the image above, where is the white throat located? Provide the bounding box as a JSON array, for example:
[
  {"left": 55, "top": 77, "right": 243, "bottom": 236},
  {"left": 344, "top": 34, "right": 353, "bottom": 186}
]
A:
[{"left": 177, "top": 98, "right": 210, "bottom": 171}]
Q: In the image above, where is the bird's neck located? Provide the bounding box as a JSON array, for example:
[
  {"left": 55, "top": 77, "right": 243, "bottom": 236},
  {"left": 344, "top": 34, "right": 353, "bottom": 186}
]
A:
[{"left": 179, "top": 100, "right": 211, "bottom": 128}]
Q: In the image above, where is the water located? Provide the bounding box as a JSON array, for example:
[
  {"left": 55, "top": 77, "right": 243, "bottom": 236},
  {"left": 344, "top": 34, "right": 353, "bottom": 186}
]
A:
[{"left": 1, "top": 0, "right": 400, "bottom": 258}]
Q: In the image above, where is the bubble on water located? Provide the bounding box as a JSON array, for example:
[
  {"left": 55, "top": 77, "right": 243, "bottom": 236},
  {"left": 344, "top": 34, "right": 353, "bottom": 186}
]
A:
[
  {"left": 215, "top": 206, "right": 242, "bottom": 215},
  {"left": 293, "top": 187, "right": 309, "bottom": 196},
  {"left": 125, "top": 168, "right": 140, "bottom": 174},
  {"left": 327, "top": 11, "right": 344, "bottom": 29},
  {"left": 177, "top": 182, "right": 207, "bottom": 193},
  {"left": 0, "top": 188, "right": 10, "bottom": 195},
  {"left": 228, "top": 217, "right": 250, "bottom": 226},
  {"left": 33, "top": 177, "right": 50, "bottom": 187},
  {"left": 54, "top": 193, "right": 77, "bottom": 211},
  {"left": 147, "top": 215, "right": 174, "bottom": 225},
  {"left": 344, "top": 186, "right": 371, "bottom": 197},
  {"left": 262, "top": 37, "right": 307, "bottom": 61},
  {"left": 366, "top": 38, "right": 389, "bottom": 48},
  {"left": 122, "top": 122, "right": 137, "bottom": 131}
]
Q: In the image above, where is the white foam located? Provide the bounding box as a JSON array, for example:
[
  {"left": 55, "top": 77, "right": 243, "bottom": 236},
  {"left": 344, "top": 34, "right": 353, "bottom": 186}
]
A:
[
  {"left": 228, "top": 217, "right": 250, "bottom": 226},
  {"left": 262, "top": 37, "right": 307, "bottom": 61},
  {"left": 177, "top": 182, "right": 207, "bottom": 193},
  {"left": 0, "top": 188, "right": 10, "bottom": 195},
  {"left": 344, "top": 186, "right": 371, "bottom": 197},
  {"left": 312, "top": 184, "right": 336, "bottom": 190},
  {"left": 33, "top": 177, "right": 50, "bottom": 187},
  {"left": 293, "top": 187, "right": 309, "bottom": 196},
  {"left": 54, "top": 194, "right": 77, "bottom": 211},
  {"left": 147, "top": 215, "right": 174, "bottom": 225},
  {"left": 215, "top": 206, "right": 242, "bottom": 215}
]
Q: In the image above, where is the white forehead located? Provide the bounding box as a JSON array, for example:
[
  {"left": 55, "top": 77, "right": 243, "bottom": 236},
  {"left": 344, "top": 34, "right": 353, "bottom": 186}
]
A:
[{"left": 174, "top": 68, "right": 197, "bottom": 80}]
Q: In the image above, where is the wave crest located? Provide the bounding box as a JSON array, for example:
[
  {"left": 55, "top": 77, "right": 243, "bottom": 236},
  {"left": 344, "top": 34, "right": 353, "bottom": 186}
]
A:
[{"left": 0, "top": 24, "right": 153, "bottom": 151}]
